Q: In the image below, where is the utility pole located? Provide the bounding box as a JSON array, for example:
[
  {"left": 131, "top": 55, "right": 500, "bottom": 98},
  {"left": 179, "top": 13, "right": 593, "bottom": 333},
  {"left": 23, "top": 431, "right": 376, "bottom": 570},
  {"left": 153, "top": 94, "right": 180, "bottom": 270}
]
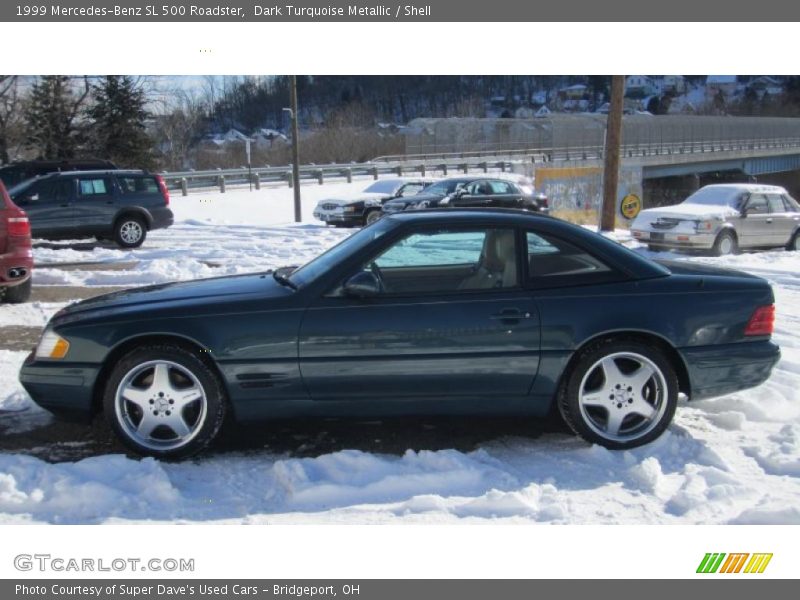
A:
[
  {"left": 289, "top": 75, "right": 301, "bottom": 223},
  {"left": 600, "top": 75, "right": 625, "bottom": 232}
]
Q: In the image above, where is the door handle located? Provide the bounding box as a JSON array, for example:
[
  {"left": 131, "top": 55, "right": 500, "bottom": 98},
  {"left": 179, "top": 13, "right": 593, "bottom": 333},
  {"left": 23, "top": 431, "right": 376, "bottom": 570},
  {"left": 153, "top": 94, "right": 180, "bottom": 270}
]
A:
[
  {"left": 490, "top": 309, "right": 531, "bottom": 322},
  {"left": 766, "top": 218, "right": 773, "bottom": 223}
]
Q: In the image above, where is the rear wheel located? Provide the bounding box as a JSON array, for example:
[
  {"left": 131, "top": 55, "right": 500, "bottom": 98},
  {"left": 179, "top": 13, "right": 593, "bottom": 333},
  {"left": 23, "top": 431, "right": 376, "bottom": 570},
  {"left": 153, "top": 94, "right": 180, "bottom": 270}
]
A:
[
  {"left": 712, "top": 230, "right": 737, "bottom": 256},
  {"left": 114, "top": 216, "right": 147, "bottom": 248},
  {"left": 103, "top": 343, "right": 226, "bottom": 459},
  {"left": 788, "top": 231, "right": 800, "bottom": 252},
  {"left": 1, "top": 278, "right": 32, "bottom": 304},
  {"left": 558, "top": 339, "right": 678, "bottom": 449}
]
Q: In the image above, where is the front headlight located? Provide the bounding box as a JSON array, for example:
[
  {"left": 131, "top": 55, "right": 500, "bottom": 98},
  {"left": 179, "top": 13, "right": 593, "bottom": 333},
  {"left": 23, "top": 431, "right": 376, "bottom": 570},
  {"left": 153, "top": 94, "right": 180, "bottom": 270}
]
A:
[
  {"left": 694, "top": 220, "right": 716, "bottom": 232},
  {"left": 35, "top": 329, "right": 70, "bottom": 359}
]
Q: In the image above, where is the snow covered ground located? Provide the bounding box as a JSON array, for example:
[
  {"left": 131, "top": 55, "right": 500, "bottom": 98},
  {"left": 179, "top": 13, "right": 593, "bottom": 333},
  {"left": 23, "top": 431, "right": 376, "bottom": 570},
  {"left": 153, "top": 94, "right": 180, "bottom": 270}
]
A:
[{"left": 0, "top": 181, "right": 798, "bottom": 524}]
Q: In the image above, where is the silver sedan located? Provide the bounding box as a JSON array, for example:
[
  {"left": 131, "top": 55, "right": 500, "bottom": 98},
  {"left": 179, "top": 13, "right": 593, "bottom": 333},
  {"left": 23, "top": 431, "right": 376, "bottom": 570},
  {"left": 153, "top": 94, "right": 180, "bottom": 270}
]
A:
[{"left": 631, "top": 184, "right": 800, "bottom": 255}]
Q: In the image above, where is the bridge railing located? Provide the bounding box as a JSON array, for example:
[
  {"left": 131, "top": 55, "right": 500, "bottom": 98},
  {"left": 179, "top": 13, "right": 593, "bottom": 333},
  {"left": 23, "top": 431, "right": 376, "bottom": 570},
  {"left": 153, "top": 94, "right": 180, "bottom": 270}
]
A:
[{"left": 160, "top": 137, "right": 800, "bottom": 194}]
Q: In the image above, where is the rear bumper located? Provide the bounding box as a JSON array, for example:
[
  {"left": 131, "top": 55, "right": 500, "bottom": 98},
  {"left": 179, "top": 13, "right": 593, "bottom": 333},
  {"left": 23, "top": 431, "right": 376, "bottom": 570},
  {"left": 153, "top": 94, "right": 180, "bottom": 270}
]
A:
[
  {"left": 149, "top": 207, "right": 174, "bottom": 231},
  {"left": 18, "top": 352, "right": 100, "bottom": 422},
  {"left": 680, "top": 340, "right": 781, "bottom": 401},
  {"left": 0, "top": 245, "right": 34, "bottom": 287},
  {"left": 632, "top": 229, "right": 716, "bottom": 250}
]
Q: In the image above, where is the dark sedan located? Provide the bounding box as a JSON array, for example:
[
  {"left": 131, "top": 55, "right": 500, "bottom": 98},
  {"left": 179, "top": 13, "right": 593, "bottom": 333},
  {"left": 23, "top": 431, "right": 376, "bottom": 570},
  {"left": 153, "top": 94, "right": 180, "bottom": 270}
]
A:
[
  {"left": 20, "top": 210, "right": 779, "bottom": 458},
  {"left": 382, "top": 177, "right": 548, "bottom": 214}
]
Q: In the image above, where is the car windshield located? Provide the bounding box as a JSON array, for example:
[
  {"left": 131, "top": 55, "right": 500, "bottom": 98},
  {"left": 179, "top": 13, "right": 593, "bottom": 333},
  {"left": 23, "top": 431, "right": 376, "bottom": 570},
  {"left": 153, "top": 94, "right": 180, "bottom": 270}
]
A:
[
  {"left": 289, "top": 218, "right": 395, "bottom": 287},
  {"left": 684, "top": 187, "right": 745, "bottom": 209},
  {"left": 421, "top": 180, "right": 467, "bottom": 196},
  {"left": 363, "top": 180, "right": 403, "bottom": 194},
  {"left": 6, "top": 179, "right": 36, "bottom": 198}
]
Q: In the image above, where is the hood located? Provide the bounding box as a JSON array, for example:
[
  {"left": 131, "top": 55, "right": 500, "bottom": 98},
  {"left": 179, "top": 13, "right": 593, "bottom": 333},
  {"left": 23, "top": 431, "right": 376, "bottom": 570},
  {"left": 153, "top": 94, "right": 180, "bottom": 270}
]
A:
[
  {"left": 316, "top": 193, "right": 390, "bottom": 207},
  {"left": 53, "top": 272, "right": 291, "bottom": 322},
  {"left": 636, "top": 202, "right": 739, "bottom": 222}
]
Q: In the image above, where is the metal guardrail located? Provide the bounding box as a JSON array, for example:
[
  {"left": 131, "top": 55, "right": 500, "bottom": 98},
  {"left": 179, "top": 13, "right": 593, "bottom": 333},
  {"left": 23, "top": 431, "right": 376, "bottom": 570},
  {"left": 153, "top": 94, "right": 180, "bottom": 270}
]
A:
[
  {"left": 160, "top": 136, "right": 800, "bottom": 194},
  {"left": 159, "top": 157, "right": 521, "bottom": 195}
]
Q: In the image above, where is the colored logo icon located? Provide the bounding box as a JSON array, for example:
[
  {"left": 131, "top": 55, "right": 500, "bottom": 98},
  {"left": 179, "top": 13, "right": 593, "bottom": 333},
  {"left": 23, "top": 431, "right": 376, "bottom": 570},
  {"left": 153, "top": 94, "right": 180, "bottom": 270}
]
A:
[
  {"left": 696, "top": 553, "right": 773, "bottom": 574},
  {"left": 620, "top": 194, "right": 642, "bottom": 219}
]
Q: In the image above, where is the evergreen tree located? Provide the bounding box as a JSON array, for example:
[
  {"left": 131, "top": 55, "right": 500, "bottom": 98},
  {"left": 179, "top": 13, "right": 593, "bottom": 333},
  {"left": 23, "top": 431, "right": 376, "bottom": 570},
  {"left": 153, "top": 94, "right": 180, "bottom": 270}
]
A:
[
  {"left": 25, "top": 75, "right": 87, "bottom": 160},
  {"left": 85, "top": 76, "right": 153, "bottom": 168}
]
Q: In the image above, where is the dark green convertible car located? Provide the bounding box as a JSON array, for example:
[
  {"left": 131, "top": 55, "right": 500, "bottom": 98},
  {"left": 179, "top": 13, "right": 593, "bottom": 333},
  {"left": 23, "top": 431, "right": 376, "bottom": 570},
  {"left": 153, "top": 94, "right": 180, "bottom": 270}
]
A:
[{"left": 19, "top": 210, "right": 780, "bottom": 458}]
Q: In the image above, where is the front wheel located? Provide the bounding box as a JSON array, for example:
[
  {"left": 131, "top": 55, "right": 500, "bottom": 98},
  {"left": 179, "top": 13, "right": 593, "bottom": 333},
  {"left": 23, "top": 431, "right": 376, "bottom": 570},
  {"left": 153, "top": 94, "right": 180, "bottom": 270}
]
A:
[
  {"left": 103, "top": 343, "right": 227, "bottom": 459},
  {"left": 114, "top": 216, "right": 147, "bottom": 248},
  {"left": 364, "top": 210, "right": 382, "bottom": 226},
  {"left": 712, "top": 230, "right": 737, "bottom": 256},
  {"left": 558, "top": 339, "right": 678, "bottom": 449}
]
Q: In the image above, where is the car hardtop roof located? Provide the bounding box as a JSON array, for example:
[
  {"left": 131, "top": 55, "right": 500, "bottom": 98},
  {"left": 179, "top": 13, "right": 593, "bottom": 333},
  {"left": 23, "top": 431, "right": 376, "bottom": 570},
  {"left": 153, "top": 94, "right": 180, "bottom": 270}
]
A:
[
  {"left": 386, "top": 208, "right": 670, "bottom": 280},
  {"left": 700, "top": 183, "right": 787, "bottom": 193},
  {"left": 436, "top": 176, "right": 516, "bottom": 183},
  {"left": 389, "top": 207, "right": 549, "bottom": 221},
  {"left": 37, "top": 169, "right": 150, "bottom": 179}
]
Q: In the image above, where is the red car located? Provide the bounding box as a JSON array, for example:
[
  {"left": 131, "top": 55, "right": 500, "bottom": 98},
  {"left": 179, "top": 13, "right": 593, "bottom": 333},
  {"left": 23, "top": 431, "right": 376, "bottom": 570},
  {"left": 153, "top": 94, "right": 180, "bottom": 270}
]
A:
[{"left": 0, "top": 181, "right": 33, "bottom": 303}]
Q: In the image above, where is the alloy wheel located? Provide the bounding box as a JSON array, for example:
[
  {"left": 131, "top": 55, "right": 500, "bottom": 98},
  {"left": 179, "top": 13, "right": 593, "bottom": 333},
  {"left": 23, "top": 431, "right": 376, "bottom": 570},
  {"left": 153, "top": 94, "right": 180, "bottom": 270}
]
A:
[{"left": 577, "top": 352, "right": 668, "bottom": 443}]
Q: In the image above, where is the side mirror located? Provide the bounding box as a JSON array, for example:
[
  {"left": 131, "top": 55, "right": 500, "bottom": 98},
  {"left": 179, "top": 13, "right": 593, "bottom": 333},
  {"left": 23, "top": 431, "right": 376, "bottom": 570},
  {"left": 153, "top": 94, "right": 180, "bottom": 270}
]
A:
[{"left": 343, "top": 271, "right": 381, "bottom": 298}]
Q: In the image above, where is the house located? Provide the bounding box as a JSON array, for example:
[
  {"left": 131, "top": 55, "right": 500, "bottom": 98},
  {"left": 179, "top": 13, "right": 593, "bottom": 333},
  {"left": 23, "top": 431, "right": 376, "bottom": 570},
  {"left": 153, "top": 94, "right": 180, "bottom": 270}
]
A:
[
  {"left": 706, "top": 75, "right": 737, "bottom": 97},
  {"left": 625, "top": 76, "right": 657, "bottom": 97},
  {"left": 558, "top": 84, "right": 587, "bottom": 100},
  {"left": 252, "top": 128, "right": 288, "bottom": 147},
  {"left": 747, "top": 76, "right": 784, "bottom": 98},
  {"left": 661, "top": 75, "right": 686, "bottom": 94}
]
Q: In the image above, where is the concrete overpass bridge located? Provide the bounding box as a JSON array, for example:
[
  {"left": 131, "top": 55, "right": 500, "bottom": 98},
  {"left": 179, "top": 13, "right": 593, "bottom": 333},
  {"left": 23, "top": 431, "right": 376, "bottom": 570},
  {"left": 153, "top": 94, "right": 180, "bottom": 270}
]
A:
[{"left": 398, "top": 115, "right": 800, "bottom": 212}]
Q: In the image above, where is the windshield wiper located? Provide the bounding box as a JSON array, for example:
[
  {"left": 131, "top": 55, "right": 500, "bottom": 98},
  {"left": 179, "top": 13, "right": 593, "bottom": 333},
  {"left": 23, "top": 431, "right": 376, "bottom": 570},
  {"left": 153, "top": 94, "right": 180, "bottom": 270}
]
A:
[{"left": 272, "top": 267, "right": 298, "bottom": 291}]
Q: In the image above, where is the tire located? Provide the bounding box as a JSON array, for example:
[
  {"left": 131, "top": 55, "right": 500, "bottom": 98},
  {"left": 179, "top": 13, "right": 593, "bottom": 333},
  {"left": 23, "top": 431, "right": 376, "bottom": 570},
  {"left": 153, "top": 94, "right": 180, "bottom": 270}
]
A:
[
  {"left": 102, "top": 343, "right": 227, "bottom": 459},
  {"left": 557, "top": 338, "right": 678, "bottom": 450},
  {"left": 114, "top": 215, "right": 147, "bottom": 248},
  {"left": 787, "top": 231, "right": 800, "bottom": 252},
  {"left": 712, "top": 230, "right": 737, "bottom": 256},
  {"left": 2, "top": 278, "right": 32, "bottom": 304},
  {"left": 364, "top": 210, "right": 382, "bottom": 226},
  {"left": 647, "top": 244, "right": 663, "bottom": 252}
]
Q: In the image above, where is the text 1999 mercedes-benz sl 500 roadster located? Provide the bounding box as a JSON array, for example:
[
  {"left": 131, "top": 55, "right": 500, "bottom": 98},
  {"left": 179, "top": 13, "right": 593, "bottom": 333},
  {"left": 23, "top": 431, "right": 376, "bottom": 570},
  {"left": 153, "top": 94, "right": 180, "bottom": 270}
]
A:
[{"left": 19, "top": 209, "right": 780, "bottom": 458}]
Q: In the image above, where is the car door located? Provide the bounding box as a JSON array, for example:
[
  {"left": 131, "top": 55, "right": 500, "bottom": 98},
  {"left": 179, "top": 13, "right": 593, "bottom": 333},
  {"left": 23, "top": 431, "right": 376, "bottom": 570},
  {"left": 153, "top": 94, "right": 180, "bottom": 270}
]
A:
[
  {"left": 13, "top": 178, "right": 76, "bottom": 238},
  {"left": 73, "top": 175, "right": 117, "bottom": 234},
  {"left": 298, "top": 227, "right": 541, "bottom": 404},
  {"left": 738, "top": 194, "right": 772, "bottom": 248},
  {"left": 486, "top": 180, "right": 523, "bottom": 208},
  {"left": 452, "top": 180, "right": 495, "bottom": 207},
  {"left": 767, "top": 193, "right": 798, "bottom": 246}
]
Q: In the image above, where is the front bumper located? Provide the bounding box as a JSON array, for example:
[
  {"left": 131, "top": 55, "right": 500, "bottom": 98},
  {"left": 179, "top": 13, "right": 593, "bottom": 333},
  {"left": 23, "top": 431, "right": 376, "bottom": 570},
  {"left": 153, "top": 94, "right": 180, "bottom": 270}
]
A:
[
  {"left": 18, "top": 352, "right": 100, "bottom": 422},
  {"left": 632, "top": 229, "right": 717, "bottom": 250},
  {"left": 680, "top": 340, "right": 781, "bottom": 401},
  {"left": 313, "top": 211, "right": 362, "bottom": 226}
]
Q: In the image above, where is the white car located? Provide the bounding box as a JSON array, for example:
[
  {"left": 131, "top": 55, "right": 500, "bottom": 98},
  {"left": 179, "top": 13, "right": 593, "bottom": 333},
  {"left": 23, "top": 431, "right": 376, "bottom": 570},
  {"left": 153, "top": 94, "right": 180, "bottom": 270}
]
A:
[
  {"left": 312, "top": 178, "right": 436, "bottom": 227},
  {"left": 631, "top": 184, "right": 800, "bottom": 255}
]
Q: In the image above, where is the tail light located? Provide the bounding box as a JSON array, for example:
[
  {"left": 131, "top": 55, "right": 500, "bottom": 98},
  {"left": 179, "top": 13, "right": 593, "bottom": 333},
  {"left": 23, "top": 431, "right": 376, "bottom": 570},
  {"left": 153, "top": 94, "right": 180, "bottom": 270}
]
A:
[
  {"left": 744, "top": 305, "right": 775, "bottom": 337},
  {"left": 155, "top": 175, "right": 170, "bottom": 206},
  {"left": 6, "top": 215, "right": 30, "bottom": 237}
]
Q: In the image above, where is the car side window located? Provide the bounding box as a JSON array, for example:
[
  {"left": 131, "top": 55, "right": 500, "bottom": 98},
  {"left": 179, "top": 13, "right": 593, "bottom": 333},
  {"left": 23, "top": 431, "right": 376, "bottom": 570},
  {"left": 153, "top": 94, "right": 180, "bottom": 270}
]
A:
[
  {"left": 118, "top": 176, "right": 159, "bottom": 194},
  {"left": 399, "top": 183, "right": 425, "bottom": 197},
  {"left": 745, "top": 194, "right": 768, "bottom": 214},
  {"left": 78, "top": 177, "right": 113, "bottom": 198},
  {"left": 767, "top": 194, "right": 786, "bottom": 213},
  {"left": 782, "top": 195, "right": 798, "bottom": 213},
  {"left": 526, "top": 231, "right": 614, "bottom": 284},
  {"left": 366, "top": 228, "right": 518, "bottom": 293},
  {"left": 489, "top": 181, "right": 514, "bottom": 194}
]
